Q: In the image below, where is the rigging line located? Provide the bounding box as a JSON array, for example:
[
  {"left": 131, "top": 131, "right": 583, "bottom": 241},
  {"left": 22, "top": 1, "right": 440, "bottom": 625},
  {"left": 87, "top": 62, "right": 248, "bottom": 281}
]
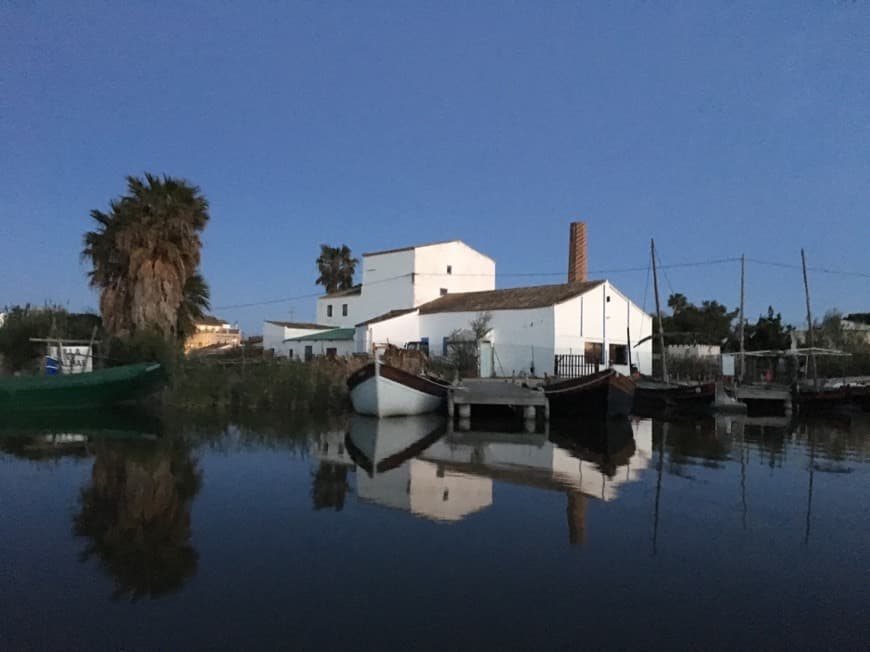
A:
[
  {"left": 655, "top": 247, "right": 676, "bottom": 298},
  {"left": 745, "top": 258, "right": 870, "bottom": 279},
  {"left": 213, "top": 272, "right": 415, "bottom": 311}
]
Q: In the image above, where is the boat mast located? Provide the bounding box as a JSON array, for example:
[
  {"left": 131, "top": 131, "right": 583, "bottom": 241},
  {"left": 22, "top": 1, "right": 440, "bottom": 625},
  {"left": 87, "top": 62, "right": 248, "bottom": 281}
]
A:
[
  {"left": 739, "top": 254, "right": 745, "bottom": 384},
  {"left": 800, "top": 248, "right": 819, "bottom": 390},
  {"left": 651, "top": 239, "right": 669, "bottom": 383}
]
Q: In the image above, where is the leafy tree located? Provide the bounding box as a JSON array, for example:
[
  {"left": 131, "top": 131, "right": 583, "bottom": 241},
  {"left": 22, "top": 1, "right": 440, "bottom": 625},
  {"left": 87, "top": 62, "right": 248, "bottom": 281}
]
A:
[
  {"left": 658, "top": 294, "right": 738, "bottom": 347},
  {"left": 0, "top": 305, "right": 100, "bottom": 373},
  {"left": 315, "top": 244, "right": 358, "bottom": 294},
  {"left": 82, "top": 174, "right": 210, "bottom": 339},
  {"left": 744, "top": 306, "right": 792, "bottom": 351}
]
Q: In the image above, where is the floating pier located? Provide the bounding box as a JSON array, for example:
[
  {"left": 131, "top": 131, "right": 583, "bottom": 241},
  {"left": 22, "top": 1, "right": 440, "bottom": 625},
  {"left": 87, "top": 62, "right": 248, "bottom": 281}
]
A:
[{"left": 448, "top": 379, "right": 549, "bottom": 429}]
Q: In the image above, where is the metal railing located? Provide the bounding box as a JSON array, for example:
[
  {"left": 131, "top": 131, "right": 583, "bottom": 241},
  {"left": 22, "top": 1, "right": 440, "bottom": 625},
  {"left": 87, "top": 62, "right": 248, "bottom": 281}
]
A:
[{"left": 553, "top": 354, "right": 599, "bottom": 378}]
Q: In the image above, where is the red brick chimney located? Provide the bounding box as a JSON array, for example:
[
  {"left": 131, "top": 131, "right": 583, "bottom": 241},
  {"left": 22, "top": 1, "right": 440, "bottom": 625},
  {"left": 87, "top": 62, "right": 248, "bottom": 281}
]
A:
[{"left": 568, "top": 222, "right": 587, "bottom": 283}]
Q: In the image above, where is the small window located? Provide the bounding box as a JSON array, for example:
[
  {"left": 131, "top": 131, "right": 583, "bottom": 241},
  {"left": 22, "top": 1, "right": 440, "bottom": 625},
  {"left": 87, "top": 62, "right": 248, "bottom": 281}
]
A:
[
  {"left": 440, "top": 288, "right": 448, "bottom": 296},
  {"left": 326, "top": 347, "right": 337, "bottom": 358},
  {"left": 342, "top": 304, "right": 348, "bottom": 316},
  {"left": 327, "top": 305, "right": 333, "bottom": 318},
  {"left": 304, "top": 345, "right": 313, "bottom": 361},
  {"left": 609, "top": 344, "right": 628, "bottom": 365},
  {"left": 446, "top": 265, "right": 452, "bottom": 275},
  {"left": 584, "top": 342, "right": 603, "bottom": 364},
  {"left": 288, "top": 350, "right": 293, "bottom": 359}
]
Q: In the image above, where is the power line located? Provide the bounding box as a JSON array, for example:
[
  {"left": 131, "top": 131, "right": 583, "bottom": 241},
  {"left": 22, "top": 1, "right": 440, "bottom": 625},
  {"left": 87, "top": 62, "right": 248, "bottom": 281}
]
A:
[{"left": 745, "top": 258, "right": 870, "bottom": 279}]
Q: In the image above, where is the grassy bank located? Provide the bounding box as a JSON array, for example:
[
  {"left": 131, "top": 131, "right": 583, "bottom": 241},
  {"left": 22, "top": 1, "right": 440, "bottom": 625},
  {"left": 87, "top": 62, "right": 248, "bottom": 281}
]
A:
[{"left": 167, "top": 356, "right": 352, "bottom": 413}]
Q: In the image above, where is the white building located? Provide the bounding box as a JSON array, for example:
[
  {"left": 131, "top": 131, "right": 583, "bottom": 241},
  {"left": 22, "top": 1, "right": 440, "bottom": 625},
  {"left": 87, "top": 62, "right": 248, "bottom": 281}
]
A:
[
  {"left": 265, "top": 223, "right": 654, "bottom": 376},
  {"left": 315, "top": 240, "right": 496, "bottom": 328},
  {"left": 355, "top": 279, "right": 653, "bottom": 377},
  {"left": 262, "top": 320, "right": 334, "bottom": 357}
]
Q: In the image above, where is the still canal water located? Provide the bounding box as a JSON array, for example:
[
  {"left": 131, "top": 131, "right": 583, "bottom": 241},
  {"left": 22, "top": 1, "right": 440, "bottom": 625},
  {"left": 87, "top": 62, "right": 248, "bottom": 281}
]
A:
[{"left": 1, "top": 410, "right": 868, "bottom": 650}]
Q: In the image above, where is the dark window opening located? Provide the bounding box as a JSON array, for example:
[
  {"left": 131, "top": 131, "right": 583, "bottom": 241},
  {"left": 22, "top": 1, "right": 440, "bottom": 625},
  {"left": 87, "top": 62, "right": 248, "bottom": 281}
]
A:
[
  {"left": 342, "top": 304, "right": 348, "bottom": 316},
  {"left": 584, "top": 342, "right": 603, "bottom": 364},
  {"left": 447, "top": 265, "right": 452, "bottom": 275},
  {"left": 326, "top": 305, "right": 333, "bottom": 318},
  {"left": 440, "top": 288, "right": 448, "bottom": 296},
  {"left": 609, "top": 344, "right": 628, "bottom": 365},
  {"left": 326, "top": 347, "right": 337, "bottom": 358},
  {"left": 304, "top": 345, "right": 313, "bottom": 361}
]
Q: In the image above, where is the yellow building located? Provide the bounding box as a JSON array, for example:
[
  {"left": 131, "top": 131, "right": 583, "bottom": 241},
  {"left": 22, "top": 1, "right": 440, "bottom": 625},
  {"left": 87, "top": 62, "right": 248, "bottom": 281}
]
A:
[{"left": 184, "top": 316, "right": 241, "bottom": 353}]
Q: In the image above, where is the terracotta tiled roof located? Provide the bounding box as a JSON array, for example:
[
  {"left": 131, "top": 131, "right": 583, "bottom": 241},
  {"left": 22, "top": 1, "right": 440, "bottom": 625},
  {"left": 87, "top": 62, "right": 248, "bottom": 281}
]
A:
[
  {"left": 417, "top": 281, "right": 605, "bottom": 314},
  {"left": 355, "top": 308, "right": 418, "bottom": 327}
]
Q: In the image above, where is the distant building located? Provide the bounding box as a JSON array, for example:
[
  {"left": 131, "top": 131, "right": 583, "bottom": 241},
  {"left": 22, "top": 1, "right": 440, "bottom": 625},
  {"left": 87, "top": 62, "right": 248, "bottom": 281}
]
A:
[
  {"left": 184, "top": 316, "right": 241, "bottom": 353},
  {"left": 667, "top": 344, "right": 721, "bottom": 358}
]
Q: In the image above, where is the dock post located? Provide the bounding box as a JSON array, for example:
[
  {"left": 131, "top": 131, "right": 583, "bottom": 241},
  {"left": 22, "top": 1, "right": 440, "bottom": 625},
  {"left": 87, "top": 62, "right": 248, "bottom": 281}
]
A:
[
  {"left": 447, "top": 391, "right": 455, "bottom": 419},
  {"left": 457, "top": 417, "right": 471, "bottom": 431},
  {"left": 523, "top": 405, "right": 536, "bottom": 420},
  {"left": 544, "top": 398, "right": 550, "bottom": 422},
  {"left": 458, "top": 404, "right": 471, "bottom": 419}
]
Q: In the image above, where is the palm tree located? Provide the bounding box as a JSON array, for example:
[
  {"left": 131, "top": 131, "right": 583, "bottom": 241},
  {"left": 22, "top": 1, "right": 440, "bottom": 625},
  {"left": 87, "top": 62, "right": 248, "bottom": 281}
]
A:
[
  {"left": 82, "top": 174, "right": 210, "bottom": 338},
  {"left": 315, "top": 244, "right": 358, "bottom": 294},
  {"left": 176, "top": 272, "right": 211, "bottom": 340}
]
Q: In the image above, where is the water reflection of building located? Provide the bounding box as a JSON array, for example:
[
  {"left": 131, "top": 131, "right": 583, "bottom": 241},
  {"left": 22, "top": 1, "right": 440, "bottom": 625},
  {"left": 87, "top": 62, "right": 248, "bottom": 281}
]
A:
[
  {"left": 309, "top": 416, "right": 653, "bottom": 528},
  {"left": 422, "top": 419, "right": 652, "bottom": 502}
]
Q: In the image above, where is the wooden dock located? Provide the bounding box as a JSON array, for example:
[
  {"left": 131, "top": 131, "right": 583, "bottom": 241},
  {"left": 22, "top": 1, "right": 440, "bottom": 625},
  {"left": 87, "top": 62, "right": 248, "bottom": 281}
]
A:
[
  {"left": 734, "top": 383, "right": 793, "bottom": 414},
  {"left": 448, "top": 379, "right": 550, "bottom": 423}
]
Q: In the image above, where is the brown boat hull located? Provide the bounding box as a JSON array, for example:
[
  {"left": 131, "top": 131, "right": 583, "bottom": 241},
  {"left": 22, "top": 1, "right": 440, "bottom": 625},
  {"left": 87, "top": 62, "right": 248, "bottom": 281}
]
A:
[{"left": 545, "top": 369, "right": 635, "bottom": 418}]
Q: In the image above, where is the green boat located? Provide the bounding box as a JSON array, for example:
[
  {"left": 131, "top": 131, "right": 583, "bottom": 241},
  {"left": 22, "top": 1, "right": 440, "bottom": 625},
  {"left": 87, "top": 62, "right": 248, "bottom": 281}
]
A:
[{"left": 0, "top": 362, "right": 165, "bottom": 411}]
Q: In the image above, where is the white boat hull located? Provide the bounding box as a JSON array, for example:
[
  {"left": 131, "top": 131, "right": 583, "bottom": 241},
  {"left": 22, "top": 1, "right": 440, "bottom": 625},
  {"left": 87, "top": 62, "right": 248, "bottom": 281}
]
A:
[{"left": 350, "top": 373, "right": 445, "bottom": 417}]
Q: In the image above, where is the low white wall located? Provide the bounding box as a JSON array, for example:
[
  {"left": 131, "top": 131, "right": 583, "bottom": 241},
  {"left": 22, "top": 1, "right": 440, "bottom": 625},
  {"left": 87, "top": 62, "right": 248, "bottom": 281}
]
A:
[
  {"left": 419, "top": 307, "right": 555, "bottom": 376},
  {"left": 355, "top": 310, "right": 421, "bottom": 353},
  {"left": 286, "top": 338, "right": 355, "bottom": 359}
]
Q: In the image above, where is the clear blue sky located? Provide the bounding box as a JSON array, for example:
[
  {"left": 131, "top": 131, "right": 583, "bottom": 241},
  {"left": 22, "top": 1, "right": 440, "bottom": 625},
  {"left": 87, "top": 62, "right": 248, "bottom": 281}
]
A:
[{"left": 2, "top": 1, "right": 869, "bottom": 334}]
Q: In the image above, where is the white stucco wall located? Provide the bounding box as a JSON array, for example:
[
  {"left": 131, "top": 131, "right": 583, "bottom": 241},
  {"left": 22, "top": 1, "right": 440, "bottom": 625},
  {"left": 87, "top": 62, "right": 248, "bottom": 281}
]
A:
[
  {"left": 552, "top": 282, "right": 653, "bottom": 375},
  {"left": 263, "top": 322, "right": 333, "bottom": 357},
  {"left": 357, "top": 249, "right": 416, "bottom": 323},
  {"left": 316, "top": 293, "right": 363, "bottom": 328},
  {"left": 419, "top": 306, "right": 555, "bottom": 376},
  {"left": 412, "top": 242, "right": 495, "bottom": 306},
  {"left": 354, "top": 310, "right": 421, "bottom": 353},
  {"left": 285, "top": 337, "right": 355, "bottom": 359}
]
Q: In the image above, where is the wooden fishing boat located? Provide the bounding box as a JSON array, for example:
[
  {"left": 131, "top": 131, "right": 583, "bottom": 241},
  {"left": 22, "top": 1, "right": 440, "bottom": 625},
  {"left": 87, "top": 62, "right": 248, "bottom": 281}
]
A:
[
  {"left": 633, "top": 378, "right": 717, "bottom": 416},
  {"left": 544, "top": 368, "right": 635, "bottom": 418},
  {"left": 347, "top": 360, "right": 450, "bottom": 417},
  {"left": 796, "top": 384, "right": 853, "bottom": 413},
  {"left": 0, "top": 363, "right": 165, "bottom": 411}
]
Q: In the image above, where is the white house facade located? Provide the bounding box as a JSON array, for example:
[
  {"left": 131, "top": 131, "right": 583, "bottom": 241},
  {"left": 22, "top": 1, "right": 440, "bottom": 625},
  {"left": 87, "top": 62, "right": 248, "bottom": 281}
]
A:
[
  {"left": 263, "top": 320, "right": 334, "bottom": 357},
  {"left": 315, "top": 240, "right": 495, "bottom": 328}
]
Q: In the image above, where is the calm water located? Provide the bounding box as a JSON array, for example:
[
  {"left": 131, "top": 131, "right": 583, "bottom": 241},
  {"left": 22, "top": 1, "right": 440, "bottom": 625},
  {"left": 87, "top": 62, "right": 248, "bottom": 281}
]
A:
[{"left": 1, "top": 410, "right": 868, "bottom": 651}]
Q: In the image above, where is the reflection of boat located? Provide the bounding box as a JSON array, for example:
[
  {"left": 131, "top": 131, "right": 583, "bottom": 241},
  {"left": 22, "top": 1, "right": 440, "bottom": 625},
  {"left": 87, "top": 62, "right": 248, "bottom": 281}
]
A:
[
  {"left": 633, "top": 379, "right": 716, "bottom": 416},
  {"left": 549, "top": 417, "right": 637, "bottom": 472},
  {"left": 0, "top": 362, "right": 165, "bottom": 411},
  {"left": 345, "top": 414, "right": 446, "bottom": 474},
  {"left": 544, "top": 369, "right": 635, "bottom": 418},
  {"left": 0, "top": 409, "right": 160, "bottom": 460},
  {"left": 347, "top": 361, "right": 449, "bottom": 417},
  {"left": 346, "top": 414, "right": 490, "bottom": 522}
]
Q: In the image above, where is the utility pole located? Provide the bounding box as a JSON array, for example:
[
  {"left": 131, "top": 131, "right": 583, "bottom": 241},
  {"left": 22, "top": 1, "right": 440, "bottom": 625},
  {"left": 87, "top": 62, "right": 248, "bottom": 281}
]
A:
[{"left": 651, "top": 239, "right": 669, "bottom": 383}]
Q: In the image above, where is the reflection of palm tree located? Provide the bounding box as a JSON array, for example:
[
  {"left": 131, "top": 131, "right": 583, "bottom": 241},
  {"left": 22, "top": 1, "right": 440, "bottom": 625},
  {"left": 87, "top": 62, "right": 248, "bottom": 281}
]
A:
[
  {"left": 73, "top": 439, "right": 201, "bottom": 600},
  {"left": 311, "top": 462, "right": 350, "bottom": 511}
]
